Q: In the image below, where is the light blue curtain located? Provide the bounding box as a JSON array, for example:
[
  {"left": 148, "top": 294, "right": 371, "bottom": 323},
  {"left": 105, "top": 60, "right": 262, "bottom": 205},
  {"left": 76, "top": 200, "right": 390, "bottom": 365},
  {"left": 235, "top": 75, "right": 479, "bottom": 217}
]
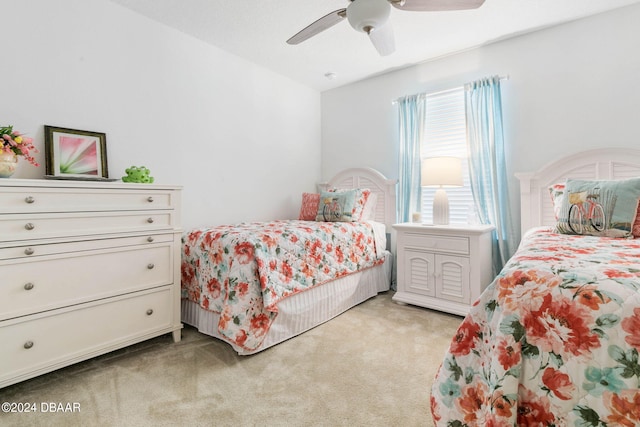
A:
[
  {"left": 396, "top": 94, "right": 426, "bottom": 223},
  {"left": 465, "top": 76, "right": 516, "bottom": 274}
]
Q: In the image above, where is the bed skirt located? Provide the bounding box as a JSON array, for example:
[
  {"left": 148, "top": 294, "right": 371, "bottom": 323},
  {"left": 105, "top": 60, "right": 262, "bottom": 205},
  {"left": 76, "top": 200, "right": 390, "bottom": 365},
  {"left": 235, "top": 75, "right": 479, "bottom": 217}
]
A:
[{"left": 181, "top": 251, "right": 392, "bottom": 355}]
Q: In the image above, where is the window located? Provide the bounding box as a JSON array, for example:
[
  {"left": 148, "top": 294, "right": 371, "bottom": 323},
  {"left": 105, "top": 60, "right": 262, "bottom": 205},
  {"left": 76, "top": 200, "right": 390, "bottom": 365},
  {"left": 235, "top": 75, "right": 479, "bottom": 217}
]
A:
[{"left": 420, "top": 87, "right": 477, "bottom": 225}]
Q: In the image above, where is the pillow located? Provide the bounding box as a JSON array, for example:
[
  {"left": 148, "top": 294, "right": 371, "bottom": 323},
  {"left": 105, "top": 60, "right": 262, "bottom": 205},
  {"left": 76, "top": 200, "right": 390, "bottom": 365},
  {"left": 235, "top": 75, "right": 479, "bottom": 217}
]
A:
[
  {"left": 360, "top": 192, "right": 378, "bottom": 221},
  {"left": 548, "top": 183, "right": 565, "bottom": 220},
  {"left": 328, "top": 188, "right": 371, "bottom": 221},
  {"left": 555, "top": 178, "right": 640, "bottom": 238},
  {"left": 633, "top": 203, "right": 640, "bottom": 238},
  {"left": 298, "top": 193, "right": 320, "bottom": 221},
  {"left": 315, "top": 190, "right": 357, "bottom": 222}
]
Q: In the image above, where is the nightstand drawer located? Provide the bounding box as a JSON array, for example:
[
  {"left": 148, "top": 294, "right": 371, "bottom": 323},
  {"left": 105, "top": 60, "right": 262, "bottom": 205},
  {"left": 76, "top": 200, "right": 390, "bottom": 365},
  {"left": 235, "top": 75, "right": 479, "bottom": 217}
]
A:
[{"left": 403, "top": 233, "right": 469, "bottom": 255}]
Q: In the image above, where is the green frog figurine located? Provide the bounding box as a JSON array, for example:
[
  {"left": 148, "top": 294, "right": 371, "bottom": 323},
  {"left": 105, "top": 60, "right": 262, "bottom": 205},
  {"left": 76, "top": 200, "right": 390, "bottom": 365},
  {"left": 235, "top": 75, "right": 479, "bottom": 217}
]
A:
[{"left": 122, "top": 166, "right": 154, "bottom": 183}]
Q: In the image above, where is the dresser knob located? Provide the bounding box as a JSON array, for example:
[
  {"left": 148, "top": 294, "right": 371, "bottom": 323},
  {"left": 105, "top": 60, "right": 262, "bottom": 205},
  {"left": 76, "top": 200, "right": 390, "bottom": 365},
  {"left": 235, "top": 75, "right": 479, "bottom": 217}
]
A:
[
  {"left": 147, "top": 236, "right": 154, "bottom": 243},
  {"left": 24, "top": 282, "right": 35, "bottom": 291},
  {"left": 24, "top": 341, "right": 34, "bottom": 349},
  {"left": 147, "top": 263, "right": 155, "bottom": 270},
  {"left": 147, "top": 217, "right": 154, "bottom": 224},
  {"left": 146, "top": 309, "right": 154, "bottom": 316},
  {"left": 24, "top": 196, "right": 35, "bottom": 204},
  {"left": 24, "top": 222, "right": 35, "bottom": 230},
  {"left": 24, "top": 248, "right": 35, "bottom": 256},
  {"left": 147, "top": 196, "right": 154, "bottom": 203}
]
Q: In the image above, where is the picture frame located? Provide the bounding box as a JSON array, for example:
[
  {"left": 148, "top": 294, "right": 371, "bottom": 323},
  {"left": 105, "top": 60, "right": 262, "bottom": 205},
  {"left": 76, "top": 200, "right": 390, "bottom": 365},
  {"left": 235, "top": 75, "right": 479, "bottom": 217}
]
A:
[{"left": 44, "top": 126, "right": 109, "bottom": 180}]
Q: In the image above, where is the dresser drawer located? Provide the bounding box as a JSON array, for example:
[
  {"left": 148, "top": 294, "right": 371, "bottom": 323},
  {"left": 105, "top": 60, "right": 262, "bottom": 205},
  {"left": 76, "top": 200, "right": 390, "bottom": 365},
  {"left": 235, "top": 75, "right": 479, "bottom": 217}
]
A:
[
  {"left": 0, "top": 211, "right": 175, "bottom": 242},
  {"left": 0, "top": 243, "right": 173, "bottom": 321},
  {"left": 401, "top": 233, "right": 469, "bottom": 255},
  {"left": 0, "top": 286, "right": 173, "bottom": 385},
  {"left": 0, "top": 233, "right": 175, "bottom": 260},
  {"left": 0, "top": 187, "right": 176, "bottom": 214}
]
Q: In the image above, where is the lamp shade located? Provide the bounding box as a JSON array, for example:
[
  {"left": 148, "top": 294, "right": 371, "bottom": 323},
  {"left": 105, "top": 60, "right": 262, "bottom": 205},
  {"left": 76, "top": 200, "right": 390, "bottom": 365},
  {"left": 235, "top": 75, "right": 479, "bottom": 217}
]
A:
[
  {"left": 421, "top": 157, "right": 463, "bottom": 188},
  {"left": 347, "top": 0, "right": 391, "bottom": 34}
]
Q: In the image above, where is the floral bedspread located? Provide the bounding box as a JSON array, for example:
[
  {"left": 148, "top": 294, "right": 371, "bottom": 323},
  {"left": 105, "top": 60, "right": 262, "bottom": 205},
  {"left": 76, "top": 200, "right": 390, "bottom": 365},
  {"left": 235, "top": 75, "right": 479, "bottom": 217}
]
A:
[
  {"left": 431, "top": 227, "right": 640, "bottom": 426},
  {"left": 181, "top": 220, "right": 384, "bottom": 352}
]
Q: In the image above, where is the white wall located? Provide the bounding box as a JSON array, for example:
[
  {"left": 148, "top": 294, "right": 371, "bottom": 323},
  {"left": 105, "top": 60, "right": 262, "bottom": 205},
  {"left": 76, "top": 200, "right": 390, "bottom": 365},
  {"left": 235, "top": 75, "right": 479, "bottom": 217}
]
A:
[
  {"left": 2, "top": 0, "right": 321, "bottom": 230},
  {"left": 321, "top": 3, "right": 640, "bottom": 234}
]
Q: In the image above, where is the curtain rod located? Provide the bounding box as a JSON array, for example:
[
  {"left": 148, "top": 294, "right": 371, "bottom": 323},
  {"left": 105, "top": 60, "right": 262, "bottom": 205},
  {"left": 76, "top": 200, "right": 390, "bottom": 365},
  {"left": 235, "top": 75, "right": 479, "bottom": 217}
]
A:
[{"left": 391, "top": 74, "right": 510, "bottom": 105}]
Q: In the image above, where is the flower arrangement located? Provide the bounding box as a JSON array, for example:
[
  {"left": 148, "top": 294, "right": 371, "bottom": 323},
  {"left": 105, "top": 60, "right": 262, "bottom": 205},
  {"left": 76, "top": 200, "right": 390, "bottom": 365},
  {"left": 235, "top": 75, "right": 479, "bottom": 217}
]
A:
[{"left": 1, "top": 125, "right": 39, "bottom": 166}]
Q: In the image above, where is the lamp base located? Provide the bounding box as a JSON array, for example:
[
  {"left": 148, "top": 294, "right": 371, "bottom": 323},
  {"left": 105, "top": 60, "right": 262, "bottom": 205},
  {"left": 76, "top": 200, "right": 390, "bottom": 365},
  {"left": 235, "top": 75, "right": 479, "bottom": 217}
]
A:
[{"left": 433, "top": 188, "right": 449, "bottom": 225}]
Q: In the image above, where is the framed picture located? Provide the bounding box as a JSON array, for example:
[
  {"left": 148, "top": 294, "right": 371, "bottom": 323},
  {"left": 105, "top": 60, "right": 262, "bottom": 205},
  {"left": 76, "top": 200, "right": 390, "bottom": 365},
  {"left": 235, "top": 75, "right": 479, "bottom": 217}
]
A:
[{"left": 44, "top": 126, "right": 109, "bottom": 179}]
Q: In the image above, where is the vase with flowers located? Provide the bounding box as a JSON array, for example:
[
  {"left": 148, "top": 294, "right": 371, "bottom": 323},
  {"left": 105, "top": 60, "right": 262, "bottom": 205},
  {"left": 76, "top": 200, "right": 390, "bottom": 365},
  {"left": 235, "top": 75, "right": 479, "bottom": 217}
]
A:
[{"left": 1, "top": 125, "right": 39, "bottom": 178}]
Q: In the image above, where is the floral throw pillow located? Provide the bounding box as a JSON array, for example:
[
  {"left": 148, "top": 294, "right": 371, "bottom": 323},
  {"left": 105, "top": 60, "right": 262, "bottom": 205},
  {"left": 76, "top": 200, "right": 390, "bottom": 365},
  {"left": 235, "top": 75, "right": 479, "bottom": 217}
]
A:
[
  {"left": 555, "top": 178, "right": 640, "bottom": 238},
  {"left": 298, "top": 193, "right": 320, "bottom": 221},
  {"left": 633, "top": 203, "right": 640, "bottom": 238},
  {"left": 315, "top": 190, "right": 357, "bottom": 222},
  {"left": 548, "top": 182, "right": 565, "bottom": 220}
]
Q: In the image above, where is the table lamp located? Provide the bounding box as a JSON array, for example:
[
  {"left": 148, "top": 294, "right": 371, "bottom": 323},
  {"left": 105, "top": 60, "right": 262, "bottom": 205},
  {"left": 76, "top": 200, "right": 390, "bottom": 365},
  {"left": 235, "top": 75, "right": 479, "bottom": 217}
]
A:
[{"left": 421, "top": 157, "right": 463, "bottom": 225}]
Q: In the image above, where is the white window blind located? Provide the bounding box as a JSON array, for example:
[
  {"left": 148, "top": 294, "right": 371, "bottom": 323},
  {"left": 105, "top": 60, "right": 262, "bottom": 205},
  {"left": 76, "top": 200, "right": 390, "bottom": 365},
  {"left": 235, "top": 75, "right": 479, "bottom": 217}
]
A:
[{"left": 420, "top": 87, "right": 477, "bottom": 225}]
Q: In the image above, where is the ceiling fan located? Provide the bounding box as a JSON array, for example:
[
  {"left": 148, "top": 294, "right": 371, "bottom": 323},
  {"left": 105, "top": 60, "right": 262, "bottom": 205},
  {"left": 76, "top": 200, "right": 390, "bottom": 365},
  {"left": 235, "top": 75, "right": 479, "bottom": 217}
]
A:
[{"left": 286, "top": 0, "right": 485, "bottom": 56}]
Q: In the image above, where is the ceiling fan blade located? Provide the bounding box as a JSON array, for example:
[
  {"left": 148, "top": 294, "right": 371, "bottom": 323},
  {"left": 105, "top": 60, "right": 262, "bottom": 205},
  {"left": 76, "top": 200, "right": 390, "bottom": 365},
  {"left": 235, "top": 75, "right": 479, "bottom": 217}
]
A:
[
  {"left": 390, "top": 0, "right": 485, "bottom": 12},
  {"left": 286, "top": 8, "right": 347, "bottom": 45},
  {"left": 369, "top": 22, "right": 395, "bottom": 56}
]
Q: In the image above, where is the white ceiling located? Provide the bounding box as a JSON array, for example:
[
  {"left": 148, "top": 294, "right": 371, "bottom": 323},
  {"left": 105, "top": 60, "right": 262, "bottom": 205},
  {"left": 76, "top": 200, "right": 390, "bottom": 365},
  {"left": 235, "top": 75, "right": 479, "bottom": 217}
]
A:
[{"left": 109, "top": 0, "right": 640, "bottom": 92}]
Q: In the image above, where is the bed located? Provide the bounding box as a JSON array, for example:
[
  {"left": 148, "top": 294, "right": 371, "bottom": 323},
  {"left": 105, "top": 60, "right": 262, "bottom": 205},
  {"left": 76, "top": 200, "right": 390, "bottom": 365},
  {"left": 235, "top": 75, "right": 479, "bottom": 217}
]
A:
[
  {"left": 430, "top": 148, "right": 640, "bottom": 425},
  {"left": 181, "top": 167, "right": 397, "bottom": 355}
]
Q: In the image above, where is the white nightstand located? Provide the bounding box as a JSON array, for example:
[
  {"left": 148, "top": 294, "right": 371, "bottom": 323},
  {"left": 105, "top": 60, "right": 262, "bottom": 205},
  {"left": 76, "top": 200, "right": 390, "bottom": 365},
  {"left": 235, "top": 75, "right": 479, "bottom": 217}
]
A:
[{"left": 392, "top": 223, "right": 495, "bottom": 316}]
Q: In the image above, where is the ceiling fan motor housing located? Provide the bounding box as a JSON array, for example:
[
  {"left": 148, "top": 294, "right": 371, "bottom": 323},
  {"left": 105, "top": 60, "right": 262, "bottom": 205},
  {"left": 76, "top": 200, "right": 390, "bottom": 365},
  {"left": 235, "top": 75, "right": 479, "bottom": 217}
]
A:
[{"left": 347, "top": 0, "right": 391, "bottom": 33}]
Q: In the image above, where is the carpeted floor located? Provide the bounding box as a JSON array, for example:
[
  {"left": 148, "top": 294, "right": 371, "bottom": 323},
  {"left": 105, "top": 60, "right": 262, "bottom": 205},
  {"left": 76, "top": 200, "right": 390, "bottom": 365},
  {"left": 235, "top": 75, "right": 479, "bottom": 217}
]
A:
[{"left": 0, "top": 291, "right": 462, "bottom": 427}]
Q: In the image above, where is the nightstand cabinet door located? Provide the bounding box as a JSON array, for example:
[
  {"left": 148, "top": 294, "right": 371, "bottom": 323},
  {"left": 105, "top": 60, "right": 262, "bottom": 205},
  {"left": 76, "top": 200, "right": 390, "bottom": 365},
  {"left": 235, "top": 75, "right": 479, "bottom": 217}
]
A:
[
  {"left": 436, "top": 254, "right": 470, "bottom": 305},
  {"left": 392, "top": 223, "right": 494, "bottom": 316},
  {"left": 402, "top": 250, "right": 436, "bottom": 297}
]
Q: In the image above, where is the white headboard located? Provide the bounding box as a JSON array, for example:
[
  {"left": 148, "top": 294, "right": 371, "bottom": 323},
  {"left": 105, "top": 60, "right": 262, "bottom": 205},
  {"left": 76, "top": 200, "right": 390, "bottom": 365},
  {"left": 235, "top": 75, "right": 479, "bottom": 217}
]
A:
[
  {"left": 317, "top": 167, "right": 397, "bottom": 232},
  {"left": 515, "top": 148, "right": 640, "bottom": 235}
]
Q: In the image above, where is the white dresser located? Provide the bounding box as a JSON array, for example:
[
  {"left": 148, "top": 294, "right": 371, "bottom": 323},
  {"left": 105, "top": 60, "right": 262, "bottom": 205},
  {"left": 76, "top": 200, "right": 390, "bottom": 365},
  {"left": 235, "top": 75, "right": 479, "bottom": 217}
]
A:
[
  {"left": 0, "top": 179, "right": 183, "bottom": 388},
  {"left": 393, "top": 223, "right": 494, "bottom": 316}
]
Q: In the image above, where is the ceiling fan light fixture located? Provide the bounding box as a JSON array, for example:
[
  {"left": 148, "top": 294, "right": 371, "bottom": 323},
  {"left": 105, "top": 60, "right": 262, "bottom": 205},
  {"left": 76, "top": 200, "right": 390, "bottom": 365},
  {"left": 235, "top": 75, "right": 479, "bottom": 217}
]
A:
[{"left": 347, "top": 0, "right": 391, "bottom": 34}]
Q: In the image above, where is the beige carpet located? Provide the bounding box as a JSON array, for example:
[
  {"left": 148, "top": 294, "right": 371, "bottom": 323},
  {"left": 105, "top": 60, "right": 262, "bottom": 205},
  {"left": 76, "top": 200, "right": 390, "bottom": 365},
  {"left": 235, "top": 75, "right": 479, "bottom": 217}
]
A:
[{"left": 0, "top": 292, "right": 462, "bottom": 427}]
